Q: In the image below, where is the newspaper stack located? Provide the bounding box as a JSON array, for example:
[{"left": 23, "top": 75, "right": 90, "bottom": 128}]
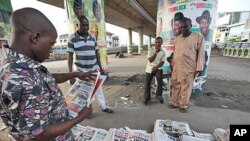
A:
[
  {"left": 181, "top": 130, "right": 215, "bottom": 141},
  {"left": 0, "top": 118, "right": 6, "bottom": 130},
  {"left": 153, "top": 119, "right": 215, "bottom": 141},
  {"left": 104, "top": 128, "right": 152, "bottom": 141},
  {"left": 65, "top": 72, "right": 106, "bottom": 117},
  {"left": 71, "top": 124, "right": 109, "bottom": 141},
  {"left": 153, "top": 119, "right": 193, "bottom": 141}
]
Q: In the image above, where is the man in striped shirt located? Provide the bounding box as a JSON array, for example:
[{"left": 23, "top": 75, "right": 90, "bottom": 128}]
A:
[{"left": 67, "top": 15, "right": 113, "bottom": 116}]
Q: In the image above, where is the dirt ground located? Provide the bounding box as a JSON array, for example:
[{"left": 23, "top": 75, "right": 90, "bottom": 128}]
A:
[
  {"left": 102, "top": 50, "right": 250, "bottom": 113},
  {"left": 103, "top": 70, "right": 250, "bottom": 113},
  {"left": 195, "top": 78, "right": 250, "bottom": 112}
]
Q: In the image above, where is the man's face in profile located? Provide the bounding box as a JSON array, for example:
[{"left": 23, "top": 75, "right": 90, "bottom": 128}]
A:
[{"left": 199, "top": 18, "right": 209, "bottom": 36}]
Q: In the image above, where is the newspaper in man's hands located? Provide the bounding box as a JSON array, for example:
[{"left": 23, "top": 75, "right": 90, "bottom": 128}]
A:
[{"left": 65, "top": 71, "right": 106, "bottom": 117}]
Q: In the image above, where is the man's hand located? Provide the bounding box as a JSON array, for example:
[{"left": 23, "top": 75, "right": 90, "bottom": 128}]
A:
[
  {"left": 76, "top": 106, "right": 92, "bottom": 121},
  {"left": 76, "top": 71, "right": 96, "bottom": 82},
  {"left": 151, "top": 67, "right": 158, "bottom": 75},
  {"left": 195, "top": 71, "right": 201, "bottom": 79},
  {"left": 99, "top": 68, "right": 106, "bottom": 75}
]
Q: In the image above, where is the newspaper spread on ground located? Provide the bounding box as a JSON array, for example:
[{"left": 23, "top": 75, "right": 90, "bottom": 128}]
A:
[
  {"left": 154, "top": 119, "right": 193, "bottom": 141},
  {"left": 71, "top": 125, "right": 110, "bottom": 141},
  {"left": 104, "top": 128, "right": 116, "bottom": 141},
  {"left": 69, "top": 120, "right": 217, "bottom": 141},
  {"left": 0, "top": 118, "right": 6, "bottom": 130},
  {"left": 192, "top": 130, "right": 215, "bottom": 141},
  {"left": 156, "top": 130, "right": 180, "bottom": 141},
  {"left": 77, "top": 126, "right": 97, "bottom": 141},
  {"left": 65, "top": 72, "right": 106, "bottom": 117},
  {"left": 72, "top": 124, "right": 87, "bottom": 139},
  {"left": 181, "top": 135, "right": 211, "bottom": 141},
  {"left": 110, "top": 128, "right": 152, "bottom": 141},
  {"left": 91, "top": 129, "right": 109, "bottom": 141}
]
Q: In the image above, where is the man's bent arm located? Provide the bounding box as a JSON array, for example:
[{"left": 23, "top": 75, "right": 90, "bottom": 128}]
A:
[
  {"left": 52, "top": 72, "right": 78, "bottom": 83},
  {"left": 33, "top": 107, "right": 91, "bottom": 141},
  {"left": 196, "top": 36, "right": 205, "bottom": 71},
  {"left": 155, "top": 61, "right": 164, "bottom": 69},
  {"left": 96, "top": 50, "right": 103, "bottom": 69},
  {"left": 148, "top": 53, "right": 157, "bottom": 63},
  {"left": 68, "top": 53, "right": 74, "bottom": 72}
]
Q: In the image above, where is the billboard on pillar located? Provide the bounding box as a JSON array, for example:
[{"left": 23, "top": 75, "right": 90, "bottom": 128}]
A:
[
  {"left": 0, "top": 0, "right": 12, "bottom": 48},
  {"left": 157, "top": 0, "right": 217, "bottom": 89},
  {"left": 65, "top": 0, "right": 108, "bottom": 72}
]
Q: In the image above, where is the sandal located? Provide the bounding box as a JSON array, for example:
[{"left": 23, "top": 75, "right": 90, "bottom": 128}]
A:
[
  {"left": 168, "top": 104, "right": 179, "bottom": 108},
  {"left": 180, "top": 108, "right": 188, "bottom": 113},
  {"left": 102, "top": 108, "right": 114, "bottom": 114}
]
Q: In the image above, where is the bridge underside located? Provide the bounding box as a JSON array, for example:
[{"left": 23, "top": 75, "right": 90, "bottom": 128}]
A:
[{"left": 38, "top": 0, "right": 157, "bottom": 37}]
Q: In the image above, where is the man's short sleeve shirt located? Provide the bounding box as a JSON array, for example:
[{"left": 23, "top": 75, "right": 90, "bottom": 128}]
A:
[{"left": 0, "top": 48, "right": 73, "bottom": 141}]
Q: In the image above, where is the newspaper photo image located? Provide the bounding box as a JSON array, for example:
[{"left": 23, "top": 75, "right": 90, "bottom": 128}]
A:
[
  {"left": 91, "top": 129, "right": 109, "bottom": 141},
  {"left": 77, "top": 126, "right": 97, "bottom": 141},
  {"left": 110, "top": 128, "right": 152, "bottom": 141},
  {"left": 65, "top": 71, "right": 106, "bottom": 117},
  {"left": 154, "top": 119, "right": 193, "bottom": 141}
]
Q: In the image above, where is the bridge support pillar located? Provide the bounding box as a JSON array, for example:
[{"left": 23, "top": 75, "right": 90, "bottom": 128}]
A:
[
  {"left": 148, "top": 36, "right": 151, "bottom": 51},
  {"left": 138, "top": 26, "right": 143, "bottom": 54},
  {"left": 127, "top": 28, "right": 132, "bottom": 54}
]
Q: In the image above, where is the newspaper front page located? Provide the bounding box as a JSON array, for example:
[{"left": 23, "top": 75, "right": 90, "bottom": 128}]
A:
[
  {"left": 91, "top": 129, "right": 109, "bottom": 141},
  {"left": 154, "top": 119, "right": 193, "bottom": 141},
  {"left": 110, "top": 128, "right": 152, "bottom": 141},
  {"left": 65, "top": 72, "right": 106, "bottom": 117}
]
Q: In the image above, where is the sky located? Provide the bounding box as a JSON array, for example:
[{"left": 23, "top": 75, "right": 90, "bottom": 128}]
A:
[
  {"left": 10, "top": 0, "right": 250, "bottom": 45},
  {"left": 10, "top": 0, "right": 141, "bottom": 45}
]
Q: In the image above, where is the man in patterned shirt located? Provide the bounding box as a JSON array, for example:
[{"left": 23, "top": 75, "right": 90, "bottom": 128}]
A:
[{"left": 0, "top": 8, "right": 92, "bottom": 141}]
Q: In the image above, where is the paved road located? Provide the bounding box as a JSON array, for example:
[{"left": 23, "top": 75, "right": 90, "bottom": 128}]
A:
[
  {"left": 43, "top": 51, "right": 250, "bottom": 82},
  {"left": 41, "top": 52, "right": 250, "bottom": 132},
  {"left": 207, "top": 53, "right": 250, "bottom": 82}
]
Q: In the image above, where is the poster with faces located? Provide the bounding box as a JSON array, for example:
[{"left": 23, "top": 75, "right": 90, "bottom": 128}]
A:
[
  {"left": 65, "top": 0, "right": 108, "bottom": 71},
  {"left": 157, "top": 0, "right": 217, "bottom": 87}
]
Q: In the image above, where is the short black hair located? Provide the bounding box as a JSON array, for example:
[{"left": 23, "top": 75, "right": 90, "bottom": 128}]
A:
[
  {"left": 74, "top": 0, "right": 83, "bottom": 8},
  {"left": 11, "top": 8, "right": 56, "bottom": 36},
  {"left": 78, "top": 15, "right": 88, "bottom": 23},
  {"left": 156, "top": 36, "right": 163, "bottom": 42},
  {"left": 180, "top": 17, "right": 192, "bottom": 24}
]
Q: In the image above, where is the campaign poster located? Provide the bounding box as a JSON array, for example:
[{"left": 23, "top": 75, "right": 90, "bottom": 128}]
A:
[
  {"left": 65, "top": 0, "right": 108, "bottom": 71},
  {"left": 157, "top": 0, "right": 218, "bottom": 91},
  {"left": 0, "top": 0, "right": 12, "bottom": 63}
]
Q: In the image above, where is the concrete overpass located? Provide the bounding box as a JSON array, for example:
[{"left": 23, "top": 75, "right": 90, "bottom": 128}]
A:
[{"left": 38, "top": 0, "right": 157, "bottom": 53}]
